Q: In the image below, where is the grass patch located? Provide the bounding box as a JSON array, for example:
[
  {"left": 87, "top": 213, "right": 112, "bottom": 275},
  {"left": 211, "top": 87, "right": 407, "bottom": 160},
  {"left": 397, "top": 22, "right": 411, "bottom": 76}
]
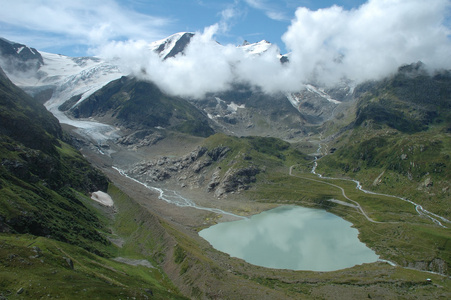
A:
[
  {"left": 0, "top": 234, "right": 185, "bottom": 299},
  {"left": 245, "top": 155, "right": 451, "bottom": 275}
]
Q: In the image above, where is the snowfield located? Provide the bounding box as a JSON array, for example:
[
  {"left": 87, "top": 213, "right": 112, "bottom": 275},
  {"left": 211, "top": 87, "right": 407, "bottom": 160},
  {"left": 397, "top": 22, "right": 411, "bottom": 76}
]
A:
[{"left": 91, "top": 191, "right": 114, "bottom": 207}]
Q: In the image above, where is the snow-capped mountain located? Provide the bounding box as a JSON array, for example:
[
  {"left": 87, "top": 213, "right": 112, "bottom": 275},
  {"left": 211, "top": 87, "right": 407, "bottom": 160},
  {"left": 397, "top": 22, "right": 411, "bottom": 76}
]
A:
[
  {"left": 1, "top": 32, "right": 202, "bottom": 113},
  {"left": 150, "top": 32, "right": 195, "bottom": 60},
  {"left": 238, "top": 40, "right": 273, "bottom": 56},
  {"left": 0, "top": 38, "right": 43, "bottom": 73},
  {"left": 1, "top": 33, "right": 292, "bottom": 112},
  {"left": 0, "top": 33, "right": 348, "bottom": 138},
  {"left": 149, "top": 32, "right": 281, "bottom": 59}
]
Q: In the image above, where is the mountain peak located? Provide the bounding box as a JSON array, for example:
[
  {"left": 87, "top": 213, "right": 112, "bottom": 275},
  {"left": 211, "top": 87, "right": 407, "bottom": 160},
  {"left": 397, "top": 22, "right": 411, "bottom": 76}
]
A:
[
  {"left": 238, "top": 39, "right": 274, "bottom": 56},
  {"left": 0, "top": 37, "right": 44, "bottom": 73},
  {"left": 151, "top": 32, "right": 195, "bottom": 60}
]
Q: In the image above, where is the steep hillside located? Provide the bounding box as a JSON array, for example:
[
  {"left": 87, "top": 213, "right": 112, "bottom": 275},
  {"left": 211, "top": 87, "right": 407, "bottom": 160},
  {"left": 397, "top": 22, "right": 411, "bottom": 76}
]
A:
[
  {"left": 354, "top": 62, "right": 451, "bottom": 133},
  {"left": 65, "top": 76, "right": 214, "bottom": 137},
  {"left": 0, "top": 66, "right": 109, "bottom": 251},
  {"left": 191, "top": 84, "right": 311, "bottom": 138},
  {"left": 317, "top": 63, "right": 451, "bottom": 218},
  {"left": 0, "top": 67, "right": 189, "bottom": 298}
]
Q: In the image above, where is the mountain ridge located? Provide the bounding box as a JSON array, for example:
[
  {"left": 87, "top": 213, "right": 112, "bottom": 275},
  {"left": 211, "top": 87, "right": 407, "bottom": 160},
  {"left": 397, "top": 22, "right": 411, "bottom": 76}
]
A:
[
  {"left": 68, "top": 75, "right": 215, "bottom": 137},
  {"left": 0, "top": 34, "right": 339, "bottom": 126}
]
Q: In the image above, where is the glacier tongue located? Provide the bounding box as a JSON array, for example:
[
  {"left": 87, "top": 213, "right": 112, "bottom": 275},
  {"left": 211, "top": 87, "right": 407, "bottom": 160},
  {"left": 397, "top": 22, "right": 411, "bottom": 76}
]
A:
[
  {"left": 41, "top": 53, "right": 125, "bottom": 143},
  {"left": 7, "top": 51, "right": 126, "bottom": 115},
  {"left": 14, "top": 51, "right": 126, "bottom": 143}
]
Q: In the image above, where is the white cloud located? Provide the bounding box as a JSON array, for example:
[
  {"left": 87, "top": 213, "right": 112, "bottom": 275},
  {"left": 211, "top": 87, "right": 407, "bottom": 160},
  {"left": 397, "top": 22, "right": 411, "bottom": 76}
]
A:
[
  {"left": 98, "top": 24, "right": 294, "bottom": 98},
  {"left": 217, "top": 1, "right": 246, "bottom": 34},
  {"left": 0, "top": 0, "right": 172, "bottom": 50},
  {"left": 282, "top": 0, "right": 451, "bottom": 85},
  {"left": 5, "top": 0, "right": 449, "bottom": 99},
  {"left": 244, "top": 0, "right": 289, "bottom": 21},
  {"left": 99, "top": 0, "right": 451, "bottom": 99}
]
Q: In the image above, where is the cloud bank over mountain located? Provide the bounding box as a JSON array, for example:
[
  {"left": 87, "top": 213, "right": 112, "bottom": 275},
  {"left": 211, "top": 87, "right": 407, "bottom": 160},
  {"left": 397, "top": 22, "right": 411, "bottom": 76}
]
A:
[
  {"left": 100, "top": 0, "right": 451, "bottom": 98},
  {"left": 283, "top": 0, "right": 451, "bottom": 85}
]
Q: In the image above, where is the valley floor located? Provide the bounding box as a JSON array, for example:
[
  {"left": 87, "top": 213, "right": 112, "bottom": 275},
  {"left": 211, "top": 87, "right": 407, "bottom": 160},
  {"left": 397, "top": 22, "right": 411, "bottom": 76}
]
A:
[{"left": 67, "top": 124, "right": 451, "bottom": 299}]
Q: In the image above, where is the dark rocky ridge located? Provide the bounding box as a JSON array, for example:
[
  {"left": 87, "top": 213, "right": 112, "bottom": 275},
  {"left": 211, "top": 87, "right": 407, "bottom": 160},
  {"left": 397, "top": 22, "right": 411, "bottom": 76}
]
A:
[
  {"left": 0, "top": 38, "right": 44, "bottom": 74},
  {"left": 127, "top": 145, "right": 260, "bottom": 198},
  {"left": 161, "top": 32, "right": 195, "bottom": 59},
  {"left": 68, "top": 76, "right": 215, "bottom": 137}
]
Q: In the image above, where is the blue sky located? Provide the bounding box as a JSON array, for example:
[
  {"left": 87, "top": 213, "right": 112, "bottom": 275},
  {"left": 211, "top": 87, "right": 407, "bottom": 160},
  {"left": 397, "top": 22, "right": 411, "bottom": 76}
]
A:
[
  {"left": 1, "top": 0, "right": 450, "bottom": 97},
  {"left": 125, "top": 0, "right": 367, "bottom": 52},
  {"left": 0, "top": 0, "right": 367, "bottom": 56}
]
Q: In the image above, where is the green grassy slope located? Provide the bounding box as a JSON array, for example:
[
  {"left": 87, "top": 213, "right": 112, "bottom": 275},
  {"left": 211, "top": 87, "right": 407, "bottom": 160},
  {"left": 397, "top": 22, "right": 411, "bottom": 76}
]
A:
[
  {"left": 318, "top": 126, "right": 450, "bottom": 218},
  {"left": 0, "top": 68, "right": 185, "bottom": 298},
  {"left": 317, "top": 64, "right": 451, "bottom": 218},
  {"left": 202, "top": 133, "right": 308, "bottom": 174},
  {"left": 0, "top": 68, "right": 109, "bottom": 252},
  {"left": 0, "top": 183, "right": 187, "bottom": 299}
]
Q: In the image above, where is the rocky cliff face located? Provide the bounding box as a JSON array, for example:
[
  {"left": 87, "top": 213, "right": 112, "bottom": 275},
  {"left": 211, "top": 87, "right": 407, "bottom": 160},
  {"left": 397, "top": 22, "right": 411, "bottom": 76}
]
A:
[
  {"left": 0, "top": 38, "right": 43, "bottom": 74},
  {"left": 191, "top": 84, "right": 309, "bottom": 138},
  {"left": 126, "top": 145, "right": 260, "bottom": 198}
]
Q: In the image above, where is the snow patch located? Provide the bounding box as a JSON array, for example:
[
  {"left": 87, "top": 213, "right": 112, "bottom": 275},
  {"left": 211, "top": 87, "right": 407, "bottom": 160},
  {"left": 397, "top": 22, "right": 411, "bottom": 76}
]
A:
[
  {"left": 113, "top": 257, "right": 154, "bottom": 268},
  {"left": 305, "top": 84, "right": 341, "bottom": 104},
  {"left": 239, "top": 40, "right": 273, "bottom": 56},
  {"left": 227, "top": 101, "right": 245, "bottom": 113},
  {"left": 91, "top": 191, "right": 114, "bottom": 207},
  {"left": 286, "top": 93, "right": 301, "bottom": 108},
  {"left": 214, "top": 96, "right": 224, "bottom": 104}
]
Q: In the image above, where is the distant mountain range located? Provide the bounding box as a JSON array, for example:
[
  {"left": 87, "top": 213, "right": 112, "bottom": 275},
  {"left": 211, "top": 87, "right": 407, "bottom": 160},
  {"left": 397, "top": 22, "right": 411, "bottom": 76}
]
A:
[{"left": 0, "top": 33, "right": 347, "bottom": 140}]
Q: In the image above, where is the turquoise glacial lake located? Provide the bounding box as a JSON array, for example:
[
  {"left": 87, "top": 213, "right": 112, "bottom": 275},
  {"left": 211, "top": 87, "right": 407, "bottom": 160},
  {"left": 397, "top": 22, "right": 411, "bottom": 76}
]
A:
[{"left": 199, "top": 206, "right": 379, "bottom": 271}]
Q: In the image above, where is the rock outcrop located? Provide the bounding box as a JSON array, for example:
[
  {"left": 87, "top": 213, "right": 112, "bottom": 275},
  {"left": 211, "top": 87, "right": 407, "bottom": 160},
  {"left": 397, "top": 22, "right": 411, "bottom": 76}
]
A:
[
  {"left": 126, "top": 145, "right": 260, "bottom": 197},
  {"left": 117, "top": 130, "right": 164, "bottom": 148},
  {"left": 213, "top": 165, "right": 260, "bottom": 198}
]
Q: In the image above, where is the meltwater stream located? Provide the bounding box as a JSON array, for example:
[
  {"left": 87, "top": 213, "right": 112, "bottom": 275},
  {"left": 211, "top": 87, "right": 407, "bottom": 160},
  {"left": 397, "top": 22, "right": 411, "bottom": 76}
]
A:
[{"left": 112, "top": 167, "right": 245, "bottom": 220}]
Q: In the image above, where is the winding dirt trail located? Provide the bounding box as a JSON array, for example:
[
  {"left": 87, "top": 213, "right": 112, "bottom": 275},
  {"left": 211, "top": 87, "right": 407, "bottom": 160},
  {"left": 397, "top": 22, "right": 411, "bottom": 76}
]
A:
[
  {"left": 289, "top": 142, "right": 450, "bottom": 228},
  {"left": 289, "top": 165, "right": 383, "bottom": 223}
]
